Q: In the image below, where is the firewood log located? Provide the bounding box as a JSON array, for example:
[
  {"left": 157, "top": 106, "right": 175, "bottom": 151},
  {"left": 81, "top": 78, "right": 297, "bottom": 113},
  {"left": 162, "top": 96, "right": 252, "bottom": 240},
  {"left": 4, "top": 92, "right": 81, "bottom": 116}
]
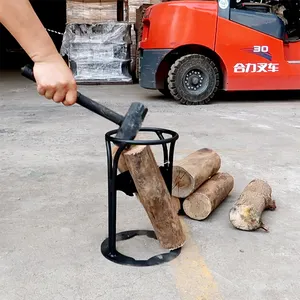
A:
[
  {"left": 172, "top": 148, "right": 221, "bottom": 198},
  {"left": 172, "top": 196, "right": 182, "bottom": 214},
  {"left": 183, "top": 173, "right": 234, "bottom": 220},
  {"left": 124, "top": 145, "right": 186, "bottom": 249},
  {"left": 112, "top": 146, "right": 128, "bottom": 173},
  {"left": 112, "top": 144, "right": 181, "bottom": 215},
  {"left": 229, "top": 179, "right": 276, "bottom": 231},
  {"left": 111, "top": 133, "right": 145, "bottom": 173}
]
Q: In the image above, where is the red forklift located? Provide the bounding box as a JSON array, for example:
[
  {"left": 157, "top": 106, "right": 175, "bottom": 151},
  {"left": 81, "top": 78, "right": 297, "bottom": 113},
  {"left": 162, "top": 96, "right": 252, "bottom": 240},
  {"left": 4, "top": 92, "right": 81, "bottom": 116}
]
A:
[{"left": 138, "top": 0, "right": 300, "bottom": 105}]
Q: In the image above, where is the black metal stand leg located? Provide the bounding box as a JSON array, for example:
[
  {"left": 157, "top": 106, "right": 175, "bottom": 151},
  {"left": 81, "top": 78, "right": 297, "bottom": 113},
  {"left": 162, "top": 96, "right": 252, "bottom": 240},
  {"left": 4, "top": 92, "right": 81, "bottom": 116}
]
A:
[
  {"left": 101, "top": 128, "right": 182, "bottom": 267},
  {"left": 108, "top": 159, "right": 117, "bottom": 255},
  {"left": 106, "top": 140, "right": 127, "bottom": 256},
  {"left": 105, "top": 139, "right": 116, "bottom": 255}
]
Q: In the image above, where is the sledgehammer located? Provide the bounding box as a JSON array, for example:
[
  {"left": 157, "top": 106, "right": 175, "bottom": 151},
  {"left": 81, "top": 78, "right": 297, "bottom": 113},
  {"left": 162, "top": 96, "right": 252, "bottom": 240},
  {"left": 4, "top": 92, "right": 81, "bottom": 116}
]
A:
[{"left": 21, "top": 65, "right": 148, "bottom": 143}]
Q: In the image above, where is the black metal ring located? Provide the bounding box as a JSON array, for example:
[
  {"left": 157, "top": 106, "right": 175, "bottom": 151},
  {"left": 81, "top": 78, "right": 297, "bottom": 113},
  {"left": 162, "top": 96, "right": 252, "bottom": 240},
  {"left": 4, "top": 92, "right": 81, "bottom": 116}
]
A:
[
  {"left": 105, "top": 127, "right": 179, "bottom": 145},
  {"left": 101, "top": 230, "right": 182, "bottom": 267}
]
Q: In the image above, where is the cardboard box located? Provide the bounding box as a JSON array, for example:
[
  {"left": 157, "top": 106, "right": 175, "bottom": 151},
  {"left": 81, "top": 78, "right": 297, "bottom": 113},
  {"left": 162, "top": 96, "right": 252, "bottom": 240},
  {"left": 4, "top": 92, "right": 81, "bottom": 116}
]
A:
[
  {"left": 67, "top": 0, "right": 160, "bottom": 24},
  {"left": 67, "top": 0, "right": 118, "bottom": 23}
]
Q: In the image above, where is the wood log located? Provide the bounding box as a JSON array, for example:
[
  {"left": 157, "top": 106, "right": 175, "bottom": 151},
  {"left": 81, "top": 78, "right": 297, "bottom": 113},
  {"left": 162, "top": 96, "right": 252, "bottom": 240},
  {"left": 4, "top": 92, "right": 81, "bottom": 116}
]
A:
[
  {"left": 112, "top": 146, "right": 128, "bottom": 173},
  {"left": 124, "top": 145, "right": 186, "bottom": 249},
  {"left": 229, "top": 179, "right": 276, "bottom": 231},
  {"left": 112, "top": 143, "right": 181, "bottom": 215},
  {"left": 183, "top": 172, "right": 234, "bottom": 220},
  {"left": 172, "top": 196, "right": 182, "bottom": 214},
  {"left": 172, "top": 148, "right": 221, "bottom": 198},
  {"left": 111, "top": 132, "right": 145, "bottom": 173}
]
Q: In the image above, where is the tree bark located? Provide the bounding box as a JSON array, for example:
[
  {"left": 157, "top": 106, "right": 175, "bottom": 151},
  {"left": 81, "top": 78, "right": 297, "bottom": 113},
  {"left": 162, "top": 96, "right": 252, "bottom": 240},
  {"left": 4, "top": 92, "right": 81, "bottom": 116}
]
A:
[
  {"left": 112, "top": 145, "right": 181, "bottom": 215},
  {"left": 172, "top": 196, "right": 182, "bottom": 214},
  {"left": 183, "top": 172, "right": 234, "bottom": 220},
  {"left": 124, "top": 145, "right": 186, "bottom": 249},
  {"left": 172, "top": 148, "right": 221, "bottom": 198},
  {"left": 229, "top": 179, "right": 276, "bottom": 231}
]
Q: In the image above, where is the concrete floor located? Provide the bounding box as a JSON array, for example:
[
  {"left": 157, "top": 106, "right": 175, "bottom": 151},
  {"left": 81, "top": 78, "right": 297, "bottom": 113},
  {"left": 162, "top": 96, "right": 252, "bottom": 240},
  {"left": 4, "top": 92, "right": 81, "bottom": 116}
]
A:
[{"left": 1, "top": 71, "right": 300, "bottom": 300}]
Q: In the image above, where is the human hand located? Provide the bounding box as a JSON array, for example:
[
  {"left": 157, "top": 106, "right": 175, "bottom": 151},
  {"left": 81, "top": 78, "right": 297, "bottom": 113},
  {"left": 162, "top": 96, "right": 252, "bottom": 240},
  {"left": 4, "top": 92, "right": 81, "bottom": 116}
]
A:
[{"left": 33, "top": 53, "right": 77, "bottom": 106}]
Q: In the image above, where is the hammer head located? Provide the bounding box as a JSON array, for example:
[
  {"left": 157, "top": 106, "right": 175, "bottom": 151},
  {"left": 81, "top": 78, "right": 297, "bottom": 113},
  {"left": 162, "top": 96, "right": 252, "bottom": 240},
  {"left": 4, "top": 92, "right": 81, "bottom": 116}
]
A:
[{"left": 115, "top": 102, "right": 148, "bottom": 142}]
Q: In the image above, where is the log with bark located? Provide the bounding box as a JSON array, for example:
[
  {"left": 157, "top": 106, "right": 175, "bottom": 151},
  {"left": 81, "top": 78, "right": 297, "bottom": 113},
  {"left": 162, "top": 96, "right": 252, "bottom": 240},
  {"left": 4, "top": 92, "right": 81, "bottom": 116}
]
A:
[
  {"left": 112, "top": 144, "right": 181, "bottom": 215},
  {"left": 172, "top": 148, "right": 221, "bottom": 198},
  {"left": 111, "top": 132, "right": 146, "bottom": 173},
  {"left": 229, "top": 179, "right": 276, "bottom": 231},
  {"left": 123, "top": 145, "right": 186, "bottom": 249},
  {"left": 183, "top": 172, "right": 234, "bottom": 220},
  {"left": 172, "top": 196, "right": 182, "bottom": 214}
]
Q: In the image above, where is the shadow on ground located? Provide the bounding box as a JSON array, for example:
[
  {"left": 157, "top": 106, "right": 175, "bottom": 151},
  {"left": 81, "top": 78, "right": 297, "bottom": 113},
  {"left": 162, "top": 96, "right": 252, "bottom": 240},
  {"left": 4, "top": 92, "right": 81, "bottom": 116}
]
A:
[{"left": 145, "top": 90, "right": 300, "bottom": 104}]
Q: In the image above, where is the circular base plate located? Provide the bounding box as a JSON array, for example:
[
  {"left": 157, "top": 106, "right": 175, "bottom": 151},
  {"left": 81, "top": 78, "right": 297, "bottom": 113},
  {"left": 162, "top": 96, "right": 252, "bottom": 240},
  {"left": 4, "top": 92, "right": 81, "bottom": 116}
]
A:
[{"left": 101, "top": 230, "right": 181, "bottom": 267}]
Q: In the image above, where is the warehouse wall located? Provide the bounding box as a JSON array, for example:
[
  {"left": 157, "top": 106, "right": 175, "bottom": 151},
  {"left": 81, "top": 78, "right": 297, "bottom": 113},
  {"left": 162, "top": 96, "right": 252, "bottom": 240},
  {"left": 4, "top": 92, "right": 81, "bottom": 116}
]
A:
[{"left": 0, "top": 0, "right": 66, "bottom": 70}]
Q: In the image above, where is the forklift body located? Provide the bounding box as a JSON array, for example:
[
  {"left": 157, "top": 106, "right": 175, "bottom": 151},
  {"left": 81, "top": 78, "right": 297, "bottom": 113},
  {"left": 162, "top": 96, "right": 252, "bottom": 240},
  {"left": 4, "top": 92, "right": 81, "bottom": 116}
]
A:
[{"left": 139, "top": 0, "right": 300, "bottom": 104}]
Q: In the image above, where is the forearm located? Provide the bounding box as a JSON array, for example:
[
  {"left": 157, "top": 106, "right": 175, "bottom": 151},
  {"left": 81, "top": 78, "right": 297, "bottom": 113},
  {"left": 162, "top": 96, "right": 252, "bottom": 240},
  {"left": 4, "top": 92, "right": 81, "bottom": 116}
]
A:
[{"left": 0, "top": 0, "right": 59, "bottom": 62}]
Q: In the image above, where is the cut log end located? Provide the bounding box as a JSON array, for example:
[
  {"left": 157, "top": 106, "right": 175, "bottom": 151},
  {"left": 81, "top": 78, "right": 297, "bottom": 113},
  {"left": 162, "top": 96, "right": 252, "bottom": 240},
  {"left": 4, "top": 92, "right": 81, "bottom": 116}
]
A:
[
  {"left": 183, "top": 172, "right": 234, "bottom": 220},
  {"left": 112, "top": 145, "right": 128, "bottom": 173},
  {"left": 172, "top": 148, "right": 221, "bottom": 198},
  {"left": 172, "top": 166, "right": 194, "bottom": 198},
  {"left": 229, "top": 205, "right": 265, "bottom": 231},
  {"left": 183, "top": 195, "right": 212, "bottom": 220},
  {"left": 168, "top": 239, "right": 186, "bottom": 251}
]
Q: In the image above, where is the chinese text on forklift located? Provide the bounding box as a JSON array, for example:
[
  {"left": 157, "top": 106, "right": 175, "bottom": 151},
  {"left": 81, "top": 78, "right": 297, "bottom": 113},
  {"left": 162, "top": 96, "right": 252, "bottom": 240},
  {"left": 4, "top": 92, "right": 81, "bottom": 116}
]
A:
[{"left": 138, "top": 0, "right": 300, "bottom": 105}]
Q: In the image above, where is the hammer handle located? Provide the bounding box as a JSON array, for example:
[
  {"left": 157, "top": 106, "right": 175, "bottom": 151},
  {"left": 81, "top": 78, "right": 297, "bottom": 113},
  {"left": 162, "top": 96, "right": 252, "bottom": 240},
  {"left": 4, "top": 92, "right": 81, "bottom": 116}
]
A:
[
  {"left": 76, "top": 92, "right": 124, "bottom": 125},
  {"left": 21, "top": 65, "right": 124, "bottom": 126}
]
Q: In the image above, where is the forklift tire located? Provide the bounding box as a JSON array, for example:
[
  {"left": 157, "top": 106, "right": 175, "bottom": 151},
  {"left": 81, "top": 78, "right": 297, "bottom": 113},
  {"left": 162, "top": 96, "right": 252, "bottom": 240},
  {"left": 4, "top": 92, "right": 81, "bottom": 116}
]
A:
[
  {"left": 158, "top": 88, "right": 171, "bottom": 97},
  {"left": 167, "top": 54, "right": 219, "bottom": 105},
  {"left": 158, "top": 79, "right": 172, "bottom": 97}
]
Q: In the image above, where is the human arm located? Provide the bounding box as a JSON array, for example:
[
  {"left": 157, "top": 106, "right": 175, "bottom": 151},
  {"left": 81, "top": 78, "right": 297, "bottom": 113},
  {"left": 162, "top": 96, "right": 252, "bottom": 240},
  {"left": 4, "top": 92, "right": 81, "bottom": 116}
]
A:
[{"left": 0, "top": 0, "right": 77, "bottom": 105}]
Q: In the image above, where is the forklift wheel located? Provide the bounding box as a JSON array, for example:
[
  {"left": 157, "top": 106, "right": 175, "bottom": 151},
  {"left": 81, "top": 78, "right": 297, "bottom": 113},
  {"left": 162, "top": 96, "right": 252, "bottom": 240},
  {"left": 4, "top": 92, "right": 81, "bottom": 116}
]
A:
[
  {"left": 158, "top": 79, "right": 172, "bottom": 97},
  {"left": 167, "top": 54, "right": 219, "bottom": 105},
  {"left": 158, "top": 88, "right": 171, "bottom": 97}
]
